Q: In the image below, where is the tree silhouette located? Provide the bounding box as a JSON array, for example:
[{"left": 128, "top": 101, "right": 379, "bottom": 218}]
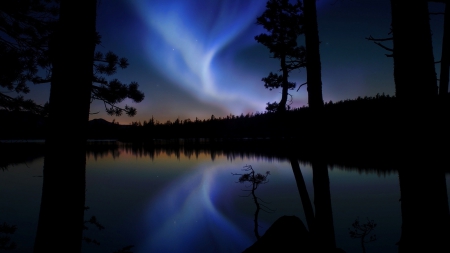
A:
[
  {"left": 392, "top": 0, "right": 438, "bottom": 99},
  {"left": 34, "top": 1, "right": 100, "bottom": 252},
  {"left": 0, "top": 0, "right": 144, "bottom": 116},
  {"left": 90, "top": 50, "right": 144, "bottom": 116},
  {"left": 0, "top": 222, "right": 17, "bottom": 250},
  {"left": 348, "top": 217, "right": 377, "bottom": 253},
  {"left": 255, "top": 0, "right": 306, "bottom": 112},
  {"left": 232, "top": 165, "right": 271, "bottom": 240},
  {"left": 434, "top": 0, "right": 450, "bottom": 95},
  {"left": 34, "top": 30, "right": 144, "bottom": 116},
  {"left": 368, "top": 0, "right": 437, "bottom": 100},
  {"left": 0, "top": 0, "right": 57, "bottom": 114}
]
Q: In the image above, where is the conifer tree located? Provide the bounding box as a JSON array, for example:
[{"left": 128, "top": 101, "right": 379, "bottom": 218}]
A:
[
  {"left": 0, "top": 0, "right": 144, "bottom": 116},
  {"left": 255, "top": 0, "right": 306, "bottom": 112}
]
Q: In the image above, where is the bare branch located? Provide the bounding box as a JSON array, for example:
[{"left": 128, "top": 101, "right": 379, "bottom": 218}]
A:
[
  {"left": 366, "top": 35, "right": 393, "bottom": 42},
  {"left": 296, "top": 82, "right": 307, "bottom": 92}
]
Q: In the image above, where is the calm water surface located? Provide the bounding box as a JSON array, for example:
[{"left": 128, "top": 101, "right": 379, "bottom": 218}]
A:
[{"left": 1, "top": 143, "right": 448, "bottom": 253}]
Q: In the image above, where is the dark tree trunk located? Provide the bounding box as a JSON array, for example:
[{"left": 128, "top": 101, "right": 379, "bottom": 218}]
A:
[
  {"left": 289, "top": 158, "right": 315, "bottom": 232},
  {"left": 303, "top": 0, "right": 324, "bottom": 110},
  {"left": 34, "top": 1, "right": 97, "bottom": 252},
  {"left": 312, "top": 160, "right": 336, "bottom": 252},
  {"left": 391, "top": 0, "right": 437, "bottom": 100},
  {"left": 439, "top": 2, "right": 450, "bottom": 95},
  {"left": 278, "top": 55, "right": 289, "bottom": 112}
]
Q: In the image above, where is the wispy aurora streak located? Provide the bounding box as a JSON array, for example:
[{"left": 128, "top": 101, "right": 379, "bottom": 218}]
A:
[{"left": 131, "top": 0, "right": 270, "bottom": 114}]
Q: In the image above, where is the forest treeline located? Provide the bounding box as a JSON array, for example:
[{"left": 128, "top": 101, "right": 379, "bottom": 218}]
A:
[
  {"left": 119, "top": 93, "right": 450, "bottom": 141},
  {"left": 3, "top": 93, "right": 450, "bottom": 152}
]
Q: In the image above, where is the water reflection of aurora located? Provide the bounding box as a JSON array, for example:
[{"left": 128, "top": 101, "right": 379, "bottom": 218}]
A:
[
  {"left": 142, "top": 163, "right": 254, "bottom": 252},
  {"left": 131, "top": 154, "right": 294, "bottom": 252},
  {"left": 2, "top": 143, "right": 422, "bottom": 253},
  {"left": 85, "top": 148, "right": 405, "bottom": 253}
]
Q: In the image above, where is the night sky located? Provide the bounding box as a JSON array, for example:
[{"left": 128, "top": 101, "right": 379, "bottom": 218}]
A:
[{"left": 28, "top": 0, "right": 447, "bottom": 124}]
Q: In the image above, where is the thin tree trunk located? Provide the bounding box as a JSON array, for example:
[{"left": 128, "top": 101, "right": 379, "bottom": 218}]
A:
[
  {"left": 439, "top": 2, "right": 450, "bottom": 95},
  {"left": 303, "top": 0, "right": 324, "bottom": 110},
  {"left": 312, "top": 160, "right": 336, "bottom": 252},
  {"left": 34, "top": 1, "right": 97, "bottom": 252},
  {"left": 278, "top": 55, "right": 289, "bottom": 112},
  {"left": 289, "top": 158, "right": 315, "bottom": 233},
  {"left": 251, "top": 181, "right": 261, "bottom": 240}
]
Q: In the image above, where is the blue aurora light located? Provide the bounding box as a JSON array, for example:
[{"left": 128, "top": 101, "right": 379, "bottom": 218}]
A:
[{"left": 130, "top": 0, "right": 284, "bottom": 115}]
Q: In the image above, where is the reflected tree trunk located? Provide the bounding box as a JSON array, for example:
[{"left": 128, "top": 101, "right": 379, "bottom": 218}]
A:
[
  {"left": 397, "top": 164, "right": 450, "bottom": 253},
  {"left": 312, "top": 160, "right": 336, "bottom": 252},
  {"left": 289, "top": 157, "right": 315, "bottom": 232},
  {"left": 33, "top": 1, "right": 97, "bottom": 252}
]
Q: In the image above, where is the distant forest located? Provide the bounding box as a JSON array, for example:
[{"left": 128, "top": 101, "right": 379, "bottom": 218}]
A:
[{"left": 2, "top": 93, "right": 450, "bottom": 150}]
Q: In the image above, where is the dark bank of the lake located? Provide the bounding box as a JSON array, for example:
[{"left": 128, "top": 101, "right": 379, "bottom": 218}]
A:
[{"left": 2, "top": 137, "right": 450, "bottom": 173}]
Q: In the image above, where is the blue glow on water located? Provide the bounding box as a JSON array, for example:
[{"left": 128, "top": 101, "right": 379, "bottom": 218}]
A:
[{"left": 140, "top": 164, "right": 253, "bottom": 252}]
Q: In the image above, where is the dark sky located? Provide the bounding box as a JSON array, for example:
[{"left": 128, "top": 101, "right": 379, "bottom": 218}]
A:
[{"left": 28, "top": 0, "right": 447, "bottom": 124}]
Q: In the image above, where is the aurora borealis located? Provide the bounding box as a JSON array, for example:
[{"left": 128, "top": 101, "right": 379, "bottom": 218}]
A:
[{"left": 27, "top": 0, "right": 446, "bottom": 124}]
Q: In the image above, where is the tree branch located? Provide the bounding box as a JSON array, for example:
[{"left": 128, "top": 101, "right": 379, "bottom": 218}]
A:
[
  {"left": 366, "top": 35, "right": 393, "bottom": 42},
  {"left": 296, "top": 82, "right": 307, "bottom": 91}
]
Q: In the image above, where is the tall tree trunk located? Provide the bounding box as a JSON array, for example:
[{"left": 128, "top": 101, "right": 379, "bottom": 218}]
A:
[
  {"left": 312, "top": 160, "right": 336, "bottom": 252},
  {"left": 391, "top": 0, "right": 438, "bottom": 100},
  {"left": 439, "top": 2, "right": 450, "bottom": 95},
  {"left": 303, "top": 0, "right": 324, "bottom": 110},
  {"left": 278, "top": 55, "right": 289, "bottom": 112},
  {"left": 34, "top": 1, "right": 97, "bottom": 252}
]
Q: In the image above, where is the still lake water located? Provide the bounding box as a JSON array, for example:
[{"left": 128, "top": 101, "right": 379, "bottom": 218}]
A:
[{"left": 1, "top": 142, "right": 449, "bottom": 253}]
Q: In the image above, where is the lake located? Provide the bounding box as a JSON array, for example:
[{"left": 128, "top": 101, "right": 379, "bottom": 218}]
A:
[{"left": 1, "top": 141, "right": 449, "bottom": 253}]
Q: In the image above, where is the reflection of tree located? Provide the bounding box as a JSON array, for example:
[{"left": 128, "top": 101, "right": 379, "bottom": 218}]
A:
[
  {"left": 290, "top": 158, "right": 337, "bottom": 252},
  {"left": 33, "top": 154, "right": 86, "bottom": 253},
  {"left": 397, "top": 164, "right": 450, "bottom": 253},
  {"left": 312, "top": 160, "right": 336, "bottom": 251},
  {"left": 0, "top": 222, "right": 17, "bottom": 250},
  {"left": 0, "top": 142, "right": 45, "bottom": 170},
  {"left": 348, "top": 217, "right": 377, "bottom": 253},
  {"left": 289, "top": 158, "right": 314, "bottom": 231},
  {"left": 86, "top": 141, "right": 120, "bottom": 160},
  {"left": 244, "top": 159, "right": 337, "bottom": 252},
  {"left": 232, "top": 165, "right": 272, "bottom": 240}
]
